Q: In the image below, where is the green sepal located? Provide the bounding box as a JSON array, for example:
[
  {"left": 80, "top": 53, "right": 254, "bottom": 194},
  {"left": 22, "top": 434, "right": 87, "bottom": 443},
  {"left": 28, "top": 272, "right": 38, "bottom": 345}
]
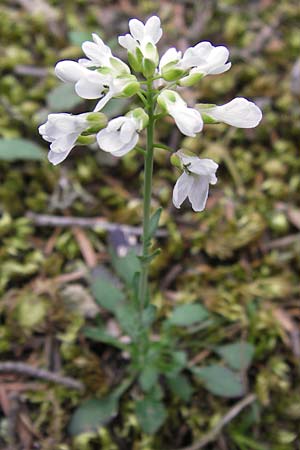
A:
[
  {"left": 127, "top": 51, "right": 142, "bottom": 72},
  {"left": 76, "top": 135, "right": 95, "bottom": 145},
  {"left": 142, "top": 58, "right": 156, "bottom": 78}
]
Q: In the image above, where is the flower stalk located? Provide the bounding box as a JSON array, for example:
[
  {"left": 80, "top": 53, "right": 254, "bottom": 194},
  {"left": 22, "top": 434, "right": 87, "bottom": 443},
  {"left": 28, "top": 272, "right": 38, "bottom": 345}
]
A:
[{"left": 139, "top": 80, "right": 155, "bottom": 311}]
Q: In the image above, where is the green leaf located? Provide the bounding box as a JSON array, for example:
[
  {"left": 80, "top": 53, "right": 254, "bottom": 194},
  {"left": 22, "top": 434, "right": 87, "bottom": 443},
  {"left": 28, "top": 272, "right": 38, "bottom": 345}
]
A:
[
  {"left": 148, "top": 208, "right": 162, "bottom": 240},
  {"left": 115, "top": 303, "right": 140, "bottom": 339},
  {"left": 68, "top": 30, "right": 92, "bottom": 46},
  {"left": 168, "top": 304, "right": 209, "bottom": 326},
  {"left": 135, "top": 398, "right": 167, "bottom": 434},
  {"left": 68, "top": 396, "right": 118, "bottom": 436},
  {"left": 91, "top": 277, "right": 124, "bottom": 313},
  {"left": 142, "top": 304, "right": 157, "bottom": 327},
  {"left": 0, "top": 139, "right": 45, "bottom": 161},
  {"left": 167, "top": 374, "right": 193, "bottom": 402},
  {"left": 192, "top": 365, "right": 245, "bottom": 398},
  {"left": 111, "top": 249, "right": 140, "bottom": 286},
  {"left": 83, "top": 326, "right": 125, "bottom": 350},
  {"left": 47, "top": 84, "right": 83, "bottom": 111},
  {"left": 139, "top": 366, "right": 159, "bottom": 392},
  {"left": 216, "top": 341, "right": 255, "bottom": 371}
]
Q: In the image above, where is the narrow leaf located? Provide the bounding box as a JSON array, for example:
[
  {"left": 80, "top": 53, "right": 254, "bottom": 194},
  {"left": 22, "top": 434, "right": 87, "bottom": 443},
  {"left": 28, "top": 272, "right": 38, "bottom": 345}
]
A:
[
  {"left": 83, "top": 327, "right": 125, "bottom": 350},
  {"left": 148, "top": 208, "right": 162, "bottom": 240}
]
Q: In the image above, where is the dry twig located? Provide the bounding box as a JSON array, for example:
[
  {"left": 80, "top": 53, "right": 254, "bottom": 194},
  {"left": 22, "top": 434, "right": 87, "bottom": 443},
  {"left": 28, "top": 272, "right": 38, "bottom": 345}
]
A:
[
  {"left": 0, "top": 362, "right": 84, "bottom": 391},
  {"left": 178, "top": 394, "right": 257, "bottom": 450},
  {"left": 27, "top": 212, "right": 167, "bottom": 237}
]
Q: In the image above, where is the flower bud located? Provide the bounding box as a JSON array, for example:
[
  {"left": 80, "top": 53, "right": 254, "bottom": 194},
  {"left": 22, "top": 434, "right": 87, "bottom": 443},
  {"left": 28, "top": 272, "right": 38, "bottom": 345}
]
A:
[
  {"left": 127, "top": 51, "right": 142, "bottom": 72},
  {"left": 86, "top": 112, "right": 108, "bottom": 133},
  {"left": 117, "top": 75, "right": 140, "bottom": 98},
  {"left": 142, "top": 58, "right": 156, "bottom": 78},
  {"left": 161, "top": 63, "right": 186, "bottom": 82}
]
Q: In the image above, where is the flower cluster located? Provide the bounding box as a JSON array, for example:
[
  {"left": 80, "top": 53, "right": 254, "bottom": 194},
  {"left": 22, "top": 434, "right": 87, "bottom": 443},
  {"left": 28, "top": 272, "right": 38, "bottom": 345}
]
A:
[{"left": 39, "top": 16, "right": 262, "bottom": 212}]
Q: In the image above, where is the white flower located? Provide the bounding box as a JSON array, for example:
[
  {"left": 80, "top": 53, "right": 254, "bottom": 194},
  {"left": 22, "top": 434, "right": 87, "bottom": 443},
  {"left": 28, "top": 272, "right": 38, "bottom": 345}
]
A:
[
  {"left": 172, "top": 151, "right": 218, "bottom": 212},
  {"left": 38, "top": 113, "right": 89, "bottom": 165},
  {"left": 55, "top": 60, "right": 138, "bottom": 112},
  {"left": 157, "top": 90, "right": 203, "bottom": 137},
  {"left": 197, "top": 98, "right": 263, "bottom": 128},
  {"left": 158, "top": 42, "right": 231, "bottom": 83},
  {"left": 97, "top": 108, "right": 148, "bottom": 157},
  {"left": 119, "top": 16, "right": 162, "bottom": 65},
  {"left": 79, "top": 33, "right": 130, "bottom": 75}
]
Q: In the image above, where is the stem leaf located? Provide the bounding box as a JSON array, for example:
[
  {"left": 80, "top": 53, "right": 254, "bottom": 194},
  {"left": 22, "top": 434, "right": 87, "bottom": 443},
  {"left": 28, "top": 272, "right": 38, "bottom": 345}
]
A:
[{"left": 148, "top": 207, "right": 162, "bottom": 241}]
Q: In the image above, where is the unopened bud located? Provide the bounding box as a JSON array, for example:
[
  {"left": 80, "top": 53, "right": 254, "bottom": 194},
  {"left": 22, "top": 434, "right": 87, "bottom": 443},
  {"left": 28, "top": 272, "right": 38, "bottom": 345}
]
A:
[{"left": 77, "top": 135, "right": 96, "bottom": 145}]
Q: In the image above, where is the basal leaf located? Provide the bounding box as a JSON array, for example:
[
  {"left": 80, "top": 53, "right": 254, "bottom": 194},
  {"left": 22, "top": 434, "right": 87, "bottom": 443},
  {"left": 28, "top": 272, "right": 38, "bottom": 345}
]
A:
[
  {"left": 168, "top": 303, "right": 209, "bottom": 326},
  {"left": 192, "top": 365, "right": 245, "bottom": 398},
  {"left": 216, "top": 341, "right": 255, "bottom": 371},
  {"left": 111, "top": 249, "right": 140, "bottom": 286},
  {"left": 167, "top": 373, "right": 193, "bottom": 402},
  {"left": 68, "top": 396, "right": 118, "bottom": 436},
  {"left": 135, "top": 397, "right": 167, "bottom": 434},
  {"left": 91, "top": 277, "right": 124, "bottom": 313},
  {"left": 47, "top": 84, "right": 83, "bottom": 111},
  {"left": 0, "top": 139, "right": 45, "bottom": 161}
]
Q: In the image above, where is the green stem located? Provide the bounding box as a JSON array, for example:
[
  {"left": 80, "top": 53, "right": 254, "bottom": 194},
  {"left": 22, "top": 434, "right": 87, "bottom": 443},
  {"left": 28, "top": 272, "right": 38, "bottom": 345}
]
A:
[{"left": 138, "top": 80, "right": 155, "bottom": 311}]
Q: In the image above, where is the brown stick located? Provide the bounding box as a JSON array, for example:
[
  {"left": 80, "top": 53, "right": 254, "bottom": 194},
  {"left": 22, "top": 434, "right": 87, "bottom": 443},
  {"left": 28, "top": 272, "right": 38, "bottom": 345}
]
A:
[
  {"left": 0, "top": 362, "right": 84, "bottom": 391},
  {"left": 27, "top": 212, "right": 167, "bottom": 237},
  {"left": 178, "top": 393, "right": 256, "bottom": 450}
]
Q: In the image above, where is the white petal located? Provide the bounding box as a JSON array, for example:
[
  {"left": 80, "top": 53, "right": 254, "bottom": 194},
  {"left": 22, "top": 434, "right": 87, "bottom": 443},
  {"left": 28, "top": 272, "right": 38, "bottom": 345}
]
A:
[
  {"left": 50, "top": 132, "right": 79, "bottom": 153},
  {"left": 159, "top": 48, "right": 181, "bottom": 70},
  {"left": 207, "top": 46, "right": 229, "bottom": 64},
  {"left": 208, "top": 62, "right": 231, "bottom": 75},
  {"left": 120, "top": 119, "right": 137, "bottom": 143},
  {"left": 200, "top": 98, "right": 262, "bottom": 128},
  {"left": 144, "top": 16, "right": 162, "bottom": 43},
  {"left": 129, "top": 18, "right": 145, "bottom": 41},
  {"left": 172, "top": 172, "right": 193, "bottom": 209},
  {"left": 48, "top": 148, "right": 73, "bottom": 165},
  {"left": 55, "top": 61, "right": 85, "bottom": 82},
  {"left": 118, "top": 34, "right": 137, "bottom": 52},
  {"left": 188, "top": 176, "right": 209, "bottom": 212},
  {"left": 93, "top": 91, "right": 113, "bottom": 112},
  {"left": 75, "top": 77, "right": 104, "bottom": 99},
  {"left": 82, "top": 41, "right": 110, "bottom": 66},
  {"left": 171, "top": 107, "right": 203, "bottom": 137},
  {"left": 97, "top": 127, "right": 138, "bottom": 156},
  {"left": 110, "top": 133, "right": 139, "bottom": 157}
]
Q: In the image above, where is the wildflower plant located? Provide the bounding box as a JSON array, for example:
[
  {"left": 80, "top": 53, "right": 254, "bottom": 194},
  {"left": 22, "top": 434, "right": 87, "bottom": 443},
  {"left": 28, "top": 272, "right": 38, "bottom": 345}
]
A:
[{"left": 39, "top": 16, "right": 262, "bottom": 436}]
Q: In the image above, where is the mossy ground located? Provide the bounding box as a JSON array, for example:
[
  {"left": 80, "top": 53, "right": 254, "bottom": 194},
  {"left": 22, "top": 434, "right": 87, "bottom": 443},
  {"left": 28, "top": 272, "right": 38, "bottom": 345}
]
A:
[{"left": 1, "top": 1, "right": 300, "bottom": 449}]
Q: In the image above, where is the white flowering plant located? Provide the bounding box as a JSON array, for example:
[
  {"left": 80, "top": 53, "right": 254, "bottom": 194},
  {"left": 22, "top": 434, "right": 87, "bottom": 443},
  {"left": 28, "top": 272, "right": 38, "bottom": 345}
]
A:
[{"left": 39, "top": 16, "right": 262, "bottom": 436}]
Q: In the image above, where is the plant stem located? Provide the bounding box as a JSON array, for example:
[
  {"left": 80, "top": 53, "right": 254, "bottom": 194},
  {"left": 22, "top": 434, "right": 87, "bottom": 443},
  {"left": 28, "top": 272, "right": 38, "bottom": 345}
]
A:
[{"left": 138, "top": 80, "right": 155, "bottom": 311}]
